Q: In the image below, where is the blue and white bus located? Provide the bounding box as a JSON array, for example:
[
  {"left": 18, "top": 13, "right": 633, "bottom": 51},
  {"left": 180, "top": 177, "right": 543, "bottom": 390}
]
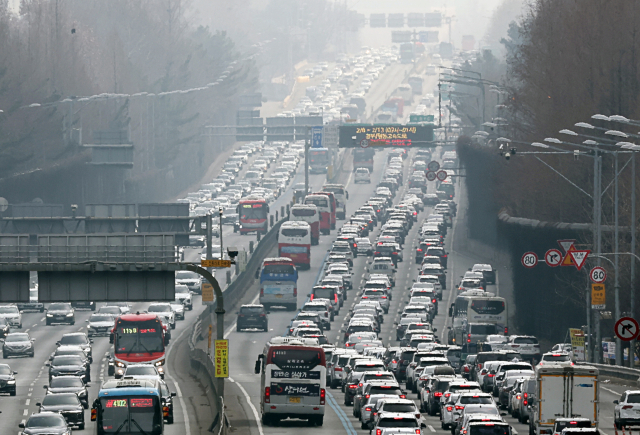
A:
[
  {"left": 91, "top": 379, "right": 164, "bottom": 434},
  {"left": 259, "top": 257, "right": 299, "bottom": 311}
]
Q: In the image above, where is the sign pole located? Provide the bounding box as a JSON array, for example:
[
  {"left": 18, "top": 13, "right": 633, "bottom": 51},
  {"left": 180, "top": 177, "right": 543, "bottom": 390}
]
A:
[{"left": 305, "top": 127, "right": 310, "bottom": 198}]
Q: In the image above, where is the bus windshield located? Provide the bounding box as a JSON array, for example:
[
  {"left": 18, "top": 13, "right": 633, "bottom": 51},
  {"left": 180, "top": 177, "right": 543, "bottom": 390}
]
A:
[
  {"left": 115, "top": 320, "right": 164, "bottom": 354},
  {"left": 269, "top": 348, "right": 323, "bottom": 370},
  {"left": 239, "top": 203, "right": 267, "bottom": 220},
  {"left": 262, "top": 264, "right": 296, "bottom": 275},
  {"left": 292, "top": 208, "right": 317, "bottom": 217},
  {"left": 100, "top": 396, "right": 160, "bottom": 433},
  {"left": 305, "top": 197, "right": 328, "bottom": 208},
  {"left": 282, "top": 228, "right": 309, "bottom": 237},
  {"left": 471, "top": 300, "right": 505, "bottom": 315}
]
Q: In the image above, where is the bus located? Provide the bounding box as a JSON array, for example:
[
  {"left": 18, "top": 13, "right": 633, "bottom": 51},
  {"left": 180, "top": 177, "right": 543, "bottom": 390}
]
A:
[
  {"left": 92, "top": 378, "right": 164, "bottom": 434},
  {"left": 322, "top": 184, "right": 349, "bottom": 220},
  {"left": 259, "top": 258, "right": 298, "bottom": 311},
  {"left": 309, "top": 148, "right": 330, "bottom": 174},
  {"left": 290, "top": 204, "right": 319, "bottom": 245},
  {"left": 408, "top": 75, "right": 424, "bottom": 94},
  {"left": 111, "top": 314, "right": 167, "bottom": 376},
  {"left": 237, "top": 196, "right": 270, "bottom": 235},
  {"left": 400, "top": 42, "right": 415, "bottom": 64},
  {"left": 447, "top": 291, "right": 508, "bottom": 345},
  {"left": 254, "top": 337, "right": 326, "bottom": 426},
  {"left": 312, "top": 191, "right": 336, "bottom": 230},
  {"left": 278, "top": 221, "right": 311, "bottom": 270},
  {"left": 304, "top": 194, "right": 331, "bottom": 235},
  {"left": 353, "top": 148, "right": 375, "bottom": 172}
]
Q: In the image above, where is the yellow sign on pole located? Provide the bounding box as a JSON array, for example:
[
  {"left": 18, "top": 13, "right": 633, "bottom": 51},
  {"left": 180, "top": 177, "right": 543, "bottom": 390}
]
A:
[
  {"left": 201, "top": 282, "right": 214, "bottom": 304},
  {"left": 201, "top": 259, "right": 232, "bottom": 268},
  {"left": 569, "top": 328, "right": 586, "bottom": 361},
  {"left": 591, "top": 283, "right": 606, "bottom": 309},
  {"left": 214, "top": 339, "right": 229, "bottom": 378}
]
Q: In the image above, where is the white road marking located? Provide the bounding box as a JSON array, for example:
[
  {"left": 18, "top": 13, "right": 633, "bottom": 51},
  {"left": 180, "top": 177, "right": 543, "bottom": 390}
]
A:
[
  {"left": 164, "top": 326, "right": 192, "bottom": 435},
  {"left": 25, "top": 399, "right": 30, "bottom": 405},
  {"left": 40, "top": 317, "right": 44, "bottom": 322},
  {"left": 602, "top": 386, "right": 620, "bottom": 395},
  {"left": 230, "top": 377, "right": 264, "bottom": 435},
  {"left": 23, "top": 409, "right": 28, "bottom": 415},
  {"left": 428, "top": 425, "right": 436, "bottom": 432}
]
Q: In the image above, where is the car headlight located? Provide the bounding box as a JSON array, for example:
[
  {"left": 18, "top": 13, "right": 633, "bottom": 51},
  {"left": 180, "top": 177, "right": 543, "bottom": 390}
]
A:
[
  {"left": 7, "top": 380, "right": 15, "bottom": 384},
  {"left": 66, "top": 313, "right": 73, "bottom": 317},
  {"left": 115, "top": 361, "right": 126, "bottom": 368},
  {"left": 46, "top": 314, "right": 53, "bottom": 317},
  {"left": 155, "top": 359, "right": 165, "bottom": 367}
]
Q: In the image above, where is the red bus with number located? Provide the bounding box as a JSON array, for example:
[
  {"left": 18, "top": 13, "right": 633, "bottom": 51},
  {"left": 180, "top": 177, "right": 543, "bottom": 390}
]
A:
[
  {"left": 111, "top": 314, "right": 168, "bottom": 377},
  {"left": 237, "top": 196, "right": 270, "bottom": 235}
]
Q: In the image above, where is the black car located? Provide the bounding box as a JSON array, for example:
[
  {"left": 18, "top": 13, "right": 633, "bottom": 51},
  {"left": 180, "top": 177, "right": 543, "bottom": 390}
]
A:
[
  {"left": 0, "top": 363, "right": 17, "bottom": 395},
  {"left": 47, "top": 355, "right": 90, "bottom": 383},
  {"left": 19, "top": 412, "right": 71, "bottom": 434},
  {"left": 37, "top": 393, "right": 85, "bottom": 429},
  {"left": 71, "top": 301, "right": 96, "bottom": 311},
  {"left": 0, "top": 318, "right": 10, "bottom": 339},
  {"left": 49, "top": 346, "right": 91, "bottom": 367},
  {"left": 160, "top": 380, "right": 177, "bottom": 424},
  {"left": 3, "top": 332, "right": 35, "bottom": 358},
  {"left": 44, "top": 376, "right": 89, "bottom": 408},
  {"left": 237, "top": 304, "right": 269, "bottom": 332},
  {"left": 45, "top": 302, "right": 75, "bottom": 325},
  {"left": 374, "top": 242, "right": 403, "bottom": 265},
  {"left": 57, "top": 333, "right": 93, "bottom": 361}
]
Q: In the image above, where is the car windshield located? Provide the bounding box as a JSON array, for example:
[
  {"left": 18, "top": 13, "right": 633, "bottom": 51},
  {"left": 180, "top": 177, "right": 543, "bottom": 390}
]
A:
[
  {"left": 460, "top": 396, "right": 493, "bottom": 404},
  {"left": 555, "top": 421, "right": 591, "bottom": 431},
  {"left": 543, "top": 354, "right": 571, "bottom": 361},
  {"left": 5, "top": 334, "right": 28, "bottom": 342},
  {"left": 176, "top": 271, "right": 199, "bottom": 280},
  {"left": 470, "top": 426, "right": 510, "bottom": 435},
  {"left": 53, "top": 356, "right": 83, "bottom": 366},
  {"left": 43, "top": 394, "right": 80, "bottom": 406},
  {"left": 148, "top": 305, "right": 171, "bottom": 313},
  {"left": 48, "top": 303, "right": 70, "bottom": 311},
  {"left": 0, "top": 306, "right": 18, "bottom": 314},
  {"left": 91, "top": 315, "right": 113, "bottom": 322},
  {"left": 126, "top": 366, "right": 157, "bottom": 376},
  {"left": 383, "top": 403, "right": 416, "bottom": 412},
  {"left": 628, "top": 394, "right": 640, "bottom": 403},
  {"left": 51, "top": 377, "right": 83, "bottom": 387},
  {"left": 378, "top": 418, "right": 418, "bottom": 428},
  {"left": 60, "top": 335, "right": 88, "bottom": 345},
  {"left": 26, "top": 414, "right": 67, "bottom": 427},
  {"left": 240, "top": 307, "right": 264, "bottom": 314},
  {"left": 99, "top": 307, "right": 121, "bottom": 314},
  {"left": 514, "top": 337, "right": 538, "bottom": 344},
  {"left": 314, "top": 288, "right": 335, "bottom": 299},
  {"left": 0, "top": 365, "right": 11, "bottom": 375},
  {"left": 56, "top": 350, "right": 84, "bottom": 358}
]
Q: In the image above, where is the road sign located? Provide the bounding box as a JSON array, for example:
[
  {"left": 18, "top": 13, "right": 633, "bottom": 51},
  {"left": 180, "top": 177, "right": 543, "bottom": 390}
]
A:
[
  {"left": 202, "top": 282, "right": 214, "bottom": 305},
  {"left": 311, "top": 126, "right": 323, "bottom": 148},
  {"left": 544, "top": 249, "right": 563, "bottom": 267},
  {"left": 436, "top": 170, "right": 448, "bottom": 181},
  {"left": 615, "top": 317, "right": 640, "bottom": 341},
  {"left": 591, "top": 283, "right": 606, "bottom": 310},
  {"left": 0, "top": 198, "right": 8, "bottom": 212},
  {"left": 561, "top": 245, "right": 577, "bottom": 266},
  {"left": 590, "top": 266, "right": 607, "bottom": 283},
  {"left": 426, "top": 171, "right": 437, "bottom": 181},
  {"left": 339, "top": 124, "right": 435, "bottom": 148},
  {"left": 360, "top": 139, "right": 370, "bottom": 148},
  {"left": 521, "top": 252, "right": 538, "bottom": 268},
  {"left": 214, "top": 339, "right": 229, "bottom": 377},
  {"left": 201, "top": 259, "right": 232, "bottom": 268},
  {"left": 427, "top": 161, "right": 440, "bottom": 172},
  {"left": 569, "top": 250, "right": 590, "bottom": 271},
  {"left": 409, "top": 114, "right": 435, "bottom": 123},
  {"left": 557, "top": 239, "right": 576, "bottom": 254}
]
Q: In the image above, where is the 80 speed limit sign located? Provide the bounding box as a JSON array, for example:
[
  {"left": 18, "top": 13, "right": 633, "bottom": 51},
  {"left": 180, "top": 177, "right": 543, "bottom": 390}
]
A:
[{"left": 590, "top": 266, "right": 607, "bottom": 283}]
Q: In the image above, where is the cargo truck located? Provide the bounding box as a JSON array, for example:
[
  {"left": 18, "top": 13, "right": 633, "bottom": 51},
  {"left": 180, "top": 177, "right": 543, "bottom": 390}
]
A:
[{"left": 529, "top": 364, "right": 599, "bottom": 435}]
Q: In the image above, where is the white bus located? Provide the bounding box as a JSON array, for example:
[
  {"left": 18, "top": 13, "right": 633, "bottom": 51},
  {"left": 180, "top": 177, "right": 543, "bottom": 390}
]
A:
[
  {"left": 278, "top": 221, "right": 311, "bottom": 270},
  {"left": 447, "top": 290, "right": 508, "bottom": 345},
  {"left": 290, "top": 204, "right": 319, "bottom": 245},
  {"left": 254, "top": 337, "right": 326, "bottom": 426},
  {"left": 322, "top": 184, "right": 349, "bottom": 220}
]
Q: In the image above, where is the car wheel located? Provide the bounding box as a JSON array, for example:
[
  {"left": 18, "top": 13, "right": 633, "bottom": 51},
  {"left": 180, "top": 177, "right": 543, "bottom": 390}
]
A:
[
  {"left": 71, "top": 321, "right": 75, "bottom": 325},
  {"left": 326, "top": 323, "right": 331, "bottom": 331},
  {"left": 171, "top": 323, "right": 176, "bottom": 329},
  {"left": 442, "top": 422, "right": 448, "bottom": 430},
  {"left": 10, "top": 389, "right": 16, "bottom": 396},
  {"left": 236, "top": 325, "right": 241, "bottom": 332},
  {"left": 615, "top": 421, "right": 622, "bottom": 430},
  {"left": 78, "top": 423, "right": 85, "bottom": 430},
  {"left": 18, "top": 324, "right": 22, "bottom": 329},
  {"left": 263, "top": 325, "right": 269, "bottom": 332},
  {"left": 167, "top": 416, "right": 174, "bottom": 424},
  {"left": 2, "top": 352, "right": 6, "bottom": 359},
  {"left": 29, "top": 352, "right": 34, "bottom": 358}
]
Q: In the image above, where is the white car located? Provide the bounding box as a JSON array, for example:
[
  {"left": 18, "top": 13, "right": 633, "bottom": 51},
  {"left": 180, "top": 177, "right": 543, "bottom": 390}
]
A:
[
  {"left": 355, "top": 167, "right": 371, "bottom": 183},
  {"left": 86, "top": 314, "right": 115, "bottom": 337},
  {"left": 121, "top": 364, "right": 163, "bottom": 380},
  {"left": 147, "top": 303, "right": 176, "bottom": 329},
  {"left": 0, "top": 305, "right": 22, "bottom": 328},
  {"left": 169, "top": 302, "right": 185, "bottom": 320},
  {"left": 174, "top": 285, "right": 193, "bottom": 310}
]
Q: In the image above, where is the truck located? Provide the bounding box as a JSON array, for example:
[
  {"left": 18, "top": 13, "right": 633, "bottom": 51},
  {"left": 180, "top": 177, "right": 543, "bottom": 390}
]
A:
[
  {"left": 530, "top": 364, "right": 599, "bottom": 435},
  {"left": 381, "top": 97, "right": 404, "bottom": 117},
  {"left": 400, "top": 42, "right": 415, "bottom": 64}
]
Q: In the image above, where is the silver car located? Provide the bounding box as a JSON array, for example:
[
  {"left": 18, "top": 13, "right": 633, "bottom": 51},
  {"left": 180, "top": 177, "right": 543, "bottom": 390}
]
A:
[
  {"left": 0, "top": 305, "right": 22, "bottom": 328},
  {"left": 3, "top": 332, "right": 35, "bottom": 358}
]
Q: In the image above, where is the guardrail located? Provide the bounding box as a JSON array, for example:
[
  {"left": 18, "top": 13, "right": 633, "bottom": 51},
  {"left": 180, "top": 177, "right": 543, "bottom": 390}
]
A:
[{"left": 577, "top": 362, "right": 640, "bottom": 384}]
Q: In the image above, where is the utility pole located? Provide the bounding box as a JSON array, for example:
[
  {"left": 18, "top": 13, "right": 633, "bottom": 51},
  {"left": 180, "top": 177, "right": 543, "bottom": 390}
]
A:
[
  {"left": 305, "top": 127, "right": 310, "bottom": 196},
  {"left": 219, "top": 208, "right": 224, "bottom": 260},
  {"left": 615, "top": 152, "right": 622, "bottom": 365},
  {"left": 631, "top": 152, "right": 637, "bottom": 367}
]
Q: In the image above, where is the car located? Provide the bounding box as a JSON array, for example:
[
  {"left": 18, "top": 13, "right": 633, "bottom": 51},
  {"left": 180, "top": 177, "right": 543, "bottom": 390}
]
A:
[
  {"left": 147, "top": 303, "right": 176, "bottom": 329},
  {"left": 497, "top": 370, "right": 535, "bottom": 407},
  {"left": 371, "top": 412, "right": 423, "bottom": 435},
  {"left": 19, "top": 412, "right": 72, "bottom": 435},
  {"left": 58, "top": 332, "right": 92, "bottom": 359},
  {"left": 0, "top": 304, "right": 22, "bottom": 328},
  {"left": 44, "top": 376, "right": 89, "bottom": 408},
  {"left": 175, "top": 285, "right": 193, "bottom": 310},
  {"left": 45, "top": 302, "right": 75, "bottom": 325},
  {"left": 537, "top": 352, "right": 573, "bottom": 367},
  {"left": 3, "top": 332, "right": 35, "bottom": 358},
  {"left": 97, "top": 305, "right": 124, "bottom": 317},
  {"left": 86, "top": 313, "right": 115, "bottom": 337},
  {"left": 506, "top": 336, "right": 541, "bottom": 363},
  {"left": 120, "top": 363, "right": 163, "bottom": 380},
  {"left": 47, "top": 355, "right": 90, "bottom": 382},
  {"left": 71, "top": 301, "right": 96, "bottom": 311},
  {"left": 37, "top": 392, "right": 85, "bottom": 429},
  {"left": 0, "top": 363, "right": 17, "bottom": 395},
  {"left": 237, "top": 304, "right": 269, "bottom": 332},
  {"left": 450, "top": 393, "right": 496, "bottom": 430},
  {"left": 553, "top": 418, "right": 592, "bottom": 435},
  {"left": 49, "top": 346, "right": 91, "bottom": 367},
  {"left": 456, "top": 411, "right": 504, "bottom": 435},
  {"left": 0, "top": 317, "right": 10, "bottom": 339},
  {"left": 160, "top": 379, "right": 178, "bottom": 424},
  {"left": 471, "top": 264, "right": 496, "bottom": 284},
  {"left": 355, "top": 167, "right": 372, "bottom": 183},
  {"left": 175, "top": 270, "right": 203, "bottom": 293},
  {"left": 615, "top": 390, "right": 640, "bottom": 428},
  {"left": 169, "top": 300, "right": 186, "bottom": 320}
]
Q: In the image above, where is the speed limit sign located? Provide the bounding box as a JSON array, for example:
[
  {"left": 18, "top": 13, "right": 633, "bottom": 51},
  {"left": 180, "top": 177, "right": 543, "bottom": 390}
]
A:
[
  {"left": 521, "top": 252, "right": 538, "bottom": 268},
  {"left": 590, "top": 266, "right": 607, "bottom": 283}
]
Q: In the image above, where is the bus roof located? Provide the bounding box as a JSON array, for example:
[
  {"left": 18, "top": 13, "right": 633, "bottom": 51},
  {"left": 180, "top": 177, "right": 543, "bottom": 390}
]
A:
[
  {"left": 98, "top": 379, "right": 160, "bottom": 397},
  {"left": 117, "top": 313, "right": 159, "bottom": 322},
  {"left": 291, "top": 204, "right": 317, "bottom": 210},
  {"left": 281, "top": 221, "right": 311, "bottom": 229},
  {"left": 239, "top": 196, "right": 268, "bottom": 203},
  {"left": 310, "top": 147, "right": 328, "bottom": 152},
  {"left": 262, "top": 257, "right": 296, "bottom": 265}
]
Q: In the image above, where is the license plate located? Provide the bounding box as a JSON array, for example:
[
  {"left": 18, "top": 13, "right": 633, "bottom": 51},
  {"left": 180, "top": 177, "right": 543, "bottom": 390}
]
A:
[
  {"left": 289, "top": 397, "right": 301, "bottom": 403},
  {"left": 275, "top": 294, "right": 283, "bottom": 298}
]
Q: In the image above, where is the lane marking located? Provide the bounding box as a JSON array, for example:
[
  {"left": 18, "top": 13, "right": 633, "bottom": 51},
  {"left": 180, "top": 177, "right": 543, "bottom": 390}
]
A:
[
  {"left": 25, "top": 399, "right": 30, "bottom": 405},
  {"left": 428, "top": 425, "right": 436, "bottom": 432},
  {"left": 602, "top": 386, "right": 620, "bottom": 395},
  {"left": 326, "top": 391, "right": 358, "bottom": 435},
  {"left": 229, "top": 377, "right": 264, "bottom": 435},
  {"left": 164, "top": 326, "right": 191, "bottom": 434}
]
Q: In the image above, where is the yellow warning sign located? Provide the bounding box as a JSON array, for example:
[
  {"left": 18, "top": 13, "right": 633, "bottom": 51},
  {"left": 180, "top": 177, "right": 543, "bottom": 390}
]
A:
[
  {"left": 201, "top": 259, "right": 232, "bottom": 268},
  {"left": 561, "top": 245, "right": 577, "bottom": 266},
  {"left": 202, "top": 282, "right": 214, "bottom": 304},
  {"left": 214, "top": 340, "right": 229, "bottom": 378},
  {"left": 591, "top": 283, "right": 606, "bottom": 309}
]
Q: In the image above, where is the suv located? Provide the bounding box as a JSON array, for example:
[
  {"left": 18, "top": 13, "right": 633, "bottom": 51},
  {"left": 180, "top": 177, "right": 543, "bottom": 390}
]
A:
[
  {"left": 236, "top": 304, "right": 268, "bottom": 332},
  {"left": 374, "top": 243, "right": 403, "bottom": 265},
  {"left": 507, "top": 335, "right": 541, "bottom": 363},
  {"left": 355, "top": 167, "right": 371, "bottom": 183},
  {"left": 0, "top": 305, "right": 22, "bottom": 328},
  {"left": 472, "top": 264, "right": 496, "bottom": 284},
  {"left": 147, "top": 303, "right": 176, "bottom": 329},
  {"left": 57, "top": 333, "right": 93, "bottom": 361}
]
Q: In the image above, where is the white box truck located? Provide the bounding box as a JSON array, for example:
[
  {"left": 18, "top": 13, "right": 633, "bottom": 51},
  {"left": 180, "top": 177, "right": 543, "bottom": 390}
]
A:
[{"left": 531, "top": 364, "right": 599, "bottom": 435}]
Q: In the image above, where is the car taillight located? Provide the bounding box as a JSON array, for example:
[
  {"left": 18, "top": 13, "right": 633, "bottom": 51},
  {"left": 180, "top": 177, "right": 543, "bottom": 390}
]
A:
[
  {"left": 467, "top": 334, "right": 471, "bottom": 343},
  {"left": 504, "top": 327, "right": 508, "bottom": 334},
  {"left": 446, "top": 406, "right": 453, "bottom": 412},
  {"left": 349, "top": 384, "right": 357, "bottom": 389},
  {"left": 463, "top": 366, "right": 469, "bottom": 372},
  {"left": 320, "top": 388, "right": 325, "bottom": 405},
  {"left": 524, "top": 400, "right": 528, "bottom": 405},
  {"left": 417, "top": 248, "right": 422, "bottom": 252},
  {"left": 435, "top": 392, "right": 443, "bottom": 397},
  {"left": 354, "top": 243, "right": 357, "bottom": 247},
  {"left": 392, "top": 360, "right": 397, "bottom": 363},
  {"left": 294, "top": 287, "right": 297, "bottom": 297},
  {"left": 623, "top": 405, "right": 634, "bottom": 410},
  {"left": 335, "top": 367, "right": 342, "bottom": 371},
  {"left": 443, "top": 255, "right": 447, "bottom": 257},
  {"left": 392, "top": 252, "right": 398, "bottom": 255},
  {"left": 432, "top": 299, "right": 436, "bottom": 303},
  {"left": 310, "top": 294, "right": 314, "bottom": 301},
  {"left": 264, "top": 387, "right": 271, "bottom": 403},
  {"left": 365, "top": 407, "right": 372, "bottom": 412},
  {"left": 400, "top": 394, "right": 406, "bottom": 398},
  {"left": 91, "top": 408, "right": 97, "bottom": 421},
  {"left": 163, "top": 405, "right": 169, "bottom": 417},
  {"left": 259, "top": 314, "right": 266, "bottom": 317},
  {"left": 477, "top": 363, "right": 483, "bottom": 370},
  {"left": 260, "top": 288, "right": 264, "bottom": 297},
  {"left": 376, "top": 430, "right": 382, "bottom": 435},
  {"left": 374, "top": 251, "right": 380, "bottom": 255},
  {"left": 488, "top": 374, "right": 494, "bottom": 377},
  {"left": 359, "top": 383, "right": 363, "bottom": 387},
  {"left": 416, "top": 413, "right": 421, "bottom": 419},
  {"left": 335, "top": 295, "right": 338, "bottom": 304},
  {"left": 381, "top": 296, "right": 387, "bottom": 299},
  {"left": 455, "top": 405, "right": 464, "bottom": 410},
  {"left": 517, "top": 395, "right": 521, "bottom": 400},
  {"left": 365, "top": 394, "right": 370, "bottom": 399}
]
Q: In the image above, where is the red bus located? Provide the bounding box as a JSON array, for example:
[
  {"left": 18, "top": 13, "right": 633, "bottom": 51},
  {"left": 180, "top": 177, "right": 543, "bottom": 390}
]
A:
[
  {"left": 111, "top": 314, "right": 167, "bottom": 376},
  {"left": 304, "top": 194, "right": 331, "bottom": 235},
  {"left": 312, "top": 191, "right": 336, "bottom": 230},
  {"left": 290, "top": 204, "right": 320, "bottom": 245},
  {"left": 237, "top": 196, "right": 270, "bottom": 235},
  {"left": 353, "top": 148, "right": 374, "bottom": 172}
]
